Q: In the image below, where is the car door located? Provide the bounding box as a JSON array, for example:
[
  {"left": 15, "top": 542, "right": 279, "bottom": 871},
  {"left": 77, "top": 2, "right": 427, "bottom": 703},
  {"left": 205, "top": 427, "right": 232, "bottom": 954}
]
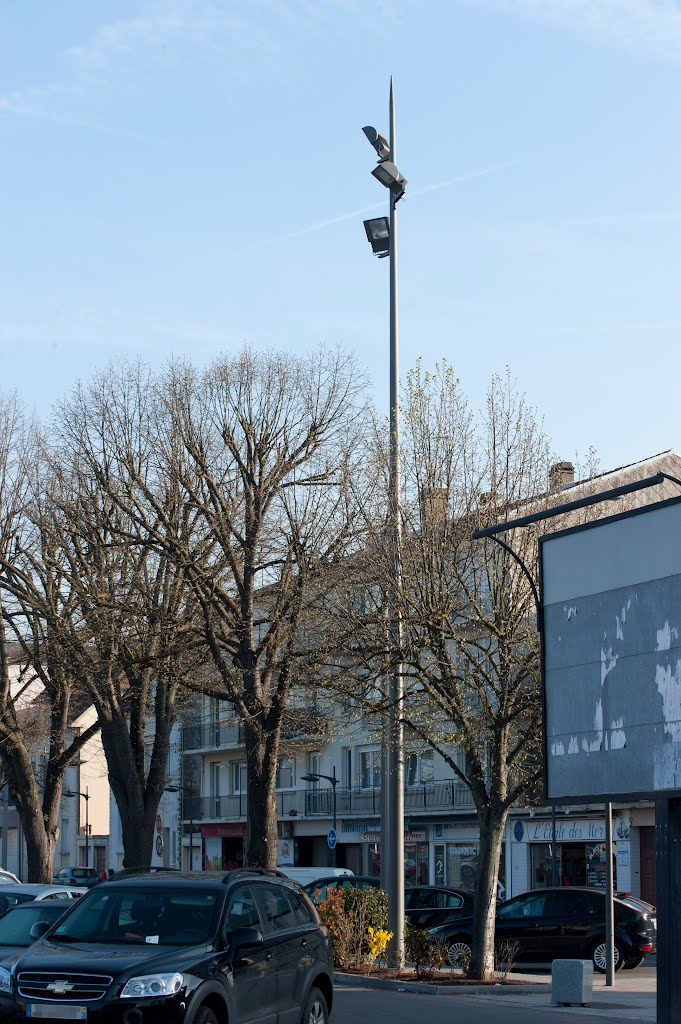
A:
[
  {"left": 542, "top": 890, "right": 593, "bottom": 958},
  {"left": 252, "top": 883, "right": 309, "bottom": 1024},
  {"left": 220, "top": 884, "right": 278, "bottom": 1024},
  {"left": 495, "top": 892, "right": 549, "bottom": 960}
]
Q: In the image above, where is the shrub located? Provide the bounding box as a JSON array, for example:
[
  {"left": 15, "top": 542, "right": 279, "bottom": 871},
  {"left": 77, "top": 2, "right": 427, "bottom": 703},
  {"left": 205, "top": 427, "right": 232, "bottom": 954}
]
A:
[
  {"left": 404, "top": 923, "right": 446, "bottom": 979},
  {"left": 317, "top": 885, "right": 389, "bottom": 970}
]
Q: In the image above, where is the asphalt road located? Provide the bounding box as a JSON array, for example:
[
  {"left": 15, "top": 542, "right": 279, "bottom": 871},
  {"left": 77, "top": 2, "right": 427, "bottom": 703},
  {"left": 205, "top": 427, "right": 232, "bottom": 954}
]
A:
[{"left": 334, "top": 972, "right": 656, "bottom": 1024}]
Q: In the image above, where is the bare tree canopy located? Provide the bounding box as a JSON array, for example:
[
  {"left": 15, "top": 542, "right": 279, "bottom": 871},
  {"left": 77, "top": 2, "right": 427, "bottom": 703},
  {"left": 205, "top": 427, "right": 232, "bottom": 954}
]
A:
[
  {"left": 332, "top": 363, "right": 560, "bottom": 980},
  {"left": 0, "top": 393, "right": 99, "bottom": 881}
]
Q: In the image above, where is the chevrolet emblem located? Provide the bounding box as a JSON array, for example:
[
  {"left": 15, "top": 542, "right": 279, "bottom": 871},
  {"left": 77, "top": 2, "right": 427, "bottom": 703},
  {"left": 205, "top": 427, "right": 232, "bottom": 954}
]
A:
[{"left": 47, "top": 980, "right": 75, "bottom": 994}]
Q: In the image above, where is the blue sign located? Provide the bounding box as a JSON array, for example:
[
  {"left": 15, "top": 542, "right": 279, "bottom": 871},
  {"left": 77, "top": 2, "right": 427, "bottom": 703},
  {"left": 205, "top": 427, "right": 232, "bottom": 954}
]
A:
[
  {"left": 327, "top": 828, "right": 337, "bottom": 850},
  {"left": 513, "top": 821, "right": 525, "bottom": 842}
]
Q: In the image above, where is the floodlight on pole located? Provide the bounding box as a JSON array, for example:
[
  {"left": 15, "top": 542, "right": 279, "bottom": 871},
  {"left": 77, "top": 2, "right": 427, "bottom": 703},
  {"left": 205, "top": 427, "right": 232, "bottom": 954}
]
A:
[
  {"left": 363, "top": 217, "right": 390, "bottom": 257},
  {"left": 362, "top": 125, "right": 391, "bottom": 159},
  {"left": 370, "top": 160, "right": 407, "bottom": 201},
  {"left": 361, "top": 76, "right": 406, "bottom": 970}
]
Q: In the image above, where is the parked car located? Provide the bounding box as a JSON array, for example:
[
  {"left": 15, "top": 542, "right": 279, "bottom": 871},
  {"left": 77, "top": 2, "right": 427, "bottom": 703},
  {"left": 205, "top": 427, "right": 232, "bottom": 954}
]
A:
[
  {"left": 429, "top": 887, "right": 657, "bottom": 972},
  {"left": 51, "top": 866, "right": 100, "bottom": 888},
  {"left": 0, "top": 867, "right": 334, "bottom": 1024},
  {"left": 0, "top": 870, "right": 19, "bottom": 887},
  {"left": 303, "top": 875, "right": 381, "bottom": 903},
  {"left": 0, "top": 885, "right": 86, "bottom": 914},
  {"left": 0, "top": 901, "right": 77, "bottom": 967},
  {"left": 404, "top": 886, "right": 476, "bottom": 929},
  {"left": 277, "top": 865, "right": 353, "bottom": 887}
]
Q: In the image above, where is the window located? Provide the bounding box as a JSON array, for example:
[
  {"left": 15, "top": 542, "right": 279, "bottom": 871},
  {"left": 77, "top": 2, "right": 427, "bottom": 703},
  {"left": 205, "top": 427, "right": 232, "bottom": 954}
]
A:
[
  {"left": 405, "top": 750, "right": 434, "bottom": 786},
  {"left": 226, "top": 886, "right": 261, "bottom": 930},
  {"left": 359, "top": 749, "right": 380, "bottom": 789},
  {"left": 343, "top": 747, "right": 352, "bottom": 787},
  {"left": 276, "top": 757, "right": 296, "bottom": 790},
  {"left": 287, "top": 889, "right": 316, "bottom": 926},
  {"left": 498, "top": 893, "right": 548, "bottom": 919},
  {"left": 231, "top": 762, "right": 245, "bottom": 795},
  {"left": 253, "top": 884, "right": 297, "bottom": 933},
  {"left": 210, "top": 762, "right": 221, "bottom": 797}
]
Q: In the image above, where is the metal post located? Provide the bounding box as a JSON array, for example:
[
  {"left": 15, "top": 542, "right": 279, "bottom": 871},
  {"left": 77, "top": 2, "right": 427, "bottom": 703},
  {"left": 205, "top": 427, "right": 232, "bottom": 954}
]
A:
[
  {"left": 551, "top": 802, "right": 558, "bottom": 888},
  {"left": 84, "top": 788, "right": 89, "bottom": 869},
  {"left": 189, "top": 783, "right": 194, "bottom": 871},
  {"left": 605, "top": 801, "right": 614, "bottom": 986},
  {"left": 386, "top": 76, "right": 405, "bottom": 968},
  {"left": 1, "top": 787, "right": 8, "bottom": 871},
  {"left": 331, "top": 767, "right": 337, "bottom": 869}
]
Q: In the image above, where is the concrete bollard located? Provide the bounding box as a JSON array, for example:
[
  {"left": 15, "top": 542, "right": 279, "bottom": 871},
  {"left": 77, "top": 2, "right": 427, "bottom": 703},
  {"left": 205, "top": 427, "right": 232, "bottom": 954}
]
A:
[{"left": 551, "top": 959, "right": 593, "bottom": 1006}]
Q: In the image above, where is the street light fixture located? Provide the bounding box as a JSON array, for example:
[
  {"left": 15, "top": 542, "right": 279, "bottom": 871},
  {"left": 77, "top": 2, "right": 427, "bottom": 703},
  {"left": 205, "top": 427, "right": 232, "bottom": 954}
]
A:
[
  {"left": 64, "top": 787, "right": 90, "bottom": 869},
  {"left": 362, "top": 77, "right": 406, "bottom": 968},
  {"left": 165, "top": 783, "right": 195, "bottom": 871},
  {"left": 363, "top": 217, "right": 390, "bottom": 257},
  {"left": 301, "top": 769, "right": 338, "bottom": 867}
]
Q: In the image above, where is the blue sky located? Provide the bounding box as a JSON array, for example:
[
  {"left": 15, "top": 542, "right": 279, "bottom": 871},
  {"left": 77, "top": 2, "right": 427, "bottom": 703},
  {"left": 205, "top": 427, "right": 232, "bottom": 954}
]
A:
[{"left": 1, "top": 0, "right": 680, "bottom": 473}]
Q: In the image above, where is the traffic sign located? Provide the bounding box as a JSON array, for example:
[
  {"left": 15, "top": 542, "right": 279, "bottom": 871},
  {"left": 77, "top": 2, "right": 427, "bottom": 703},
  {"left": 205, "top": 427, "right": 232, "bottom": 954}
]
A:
[
  {"left": 156, "top": 814, "right": 163, "bottom": 834},
  {"left": 327, "top": 829, "right": 337, "bottom": 850},
  {"left": 155, "top": 834, "right": 164, "bottom": 857}
]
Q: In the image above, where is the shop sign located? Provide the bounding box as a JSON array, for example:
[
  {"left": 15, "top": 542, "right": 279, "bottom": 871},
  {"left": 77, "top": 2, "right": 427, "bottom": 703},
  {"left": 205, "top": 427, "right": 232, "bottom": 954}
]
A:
[
  {"left": 201, "top": 822, "right": 247, "bottom": 838},
  {"left": 518, "top": 818, "right": 609, "bottom": 842},
  {"left": 362, "top": 830, "right": 426, "bottom": 842},
  {"left": 441, "top": 822, "right": 479, "bottom": 839}
]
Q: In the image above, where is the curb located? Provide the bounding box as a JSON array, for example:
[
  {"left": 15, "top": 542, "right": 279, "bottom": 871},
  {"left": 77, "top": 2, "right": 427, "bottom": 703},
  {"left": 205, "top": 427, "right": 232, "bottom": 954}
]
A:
[{"left": 334, "top": 971, "right": 551, "bottom": 996}]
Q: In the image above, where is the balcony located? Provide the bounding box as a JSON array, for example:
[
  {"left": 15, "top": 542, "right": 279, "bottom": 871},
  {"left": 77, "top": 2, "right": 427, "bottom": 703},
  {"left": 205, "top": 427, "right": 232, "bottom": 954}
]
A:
[
  {"left": 182, "top": 708, "right": 328, "bottom": 754},
  {"left": 304, "top": 780, "right": 474, "bottom": 816},
  {"left": 182, "top": 779, "right": 473, "bottom": 823}
]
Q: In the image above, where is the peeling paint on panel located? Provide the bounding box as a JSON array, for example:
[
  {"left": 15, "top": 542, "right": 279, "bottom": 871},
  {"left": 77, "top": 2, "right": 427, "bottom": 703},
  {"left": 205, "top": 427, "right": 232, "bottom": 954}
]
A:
[{"left": 655, "top": 660, "right": 681, "bottom": 742}]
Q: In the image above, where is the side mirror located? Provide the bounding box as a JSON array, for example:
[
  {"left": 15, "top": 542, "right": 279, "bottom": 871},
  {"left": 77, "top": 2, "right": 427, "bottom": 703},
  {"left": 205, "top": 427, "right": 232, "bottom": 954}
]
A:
[
  {"left": 29, "top": 921, "right": 52, "bottom": 942},
  {"left": 228, "top": 926, "right": 264, "bottom": 952}
]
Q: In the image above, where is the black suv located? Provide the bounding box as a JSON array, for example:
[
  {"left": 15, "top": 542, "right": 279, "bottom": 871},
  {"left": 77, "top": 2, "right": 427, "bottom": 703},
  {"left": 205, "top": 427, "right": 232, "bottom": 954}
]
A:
[{"left": 0, "top": 868, "right": 333, "bottom": 1024}]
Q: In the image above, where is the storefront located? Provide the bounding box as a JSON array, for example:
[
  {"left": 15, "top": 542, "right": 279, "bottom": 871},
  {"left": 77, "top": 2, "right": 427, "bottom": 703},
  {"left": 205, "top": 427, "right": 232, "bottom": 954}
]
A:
[
  {"left": 201, "top": 821, "right": 246, "bottom": 870},
  {"left": 510, "top": 813, "right": 631, "bottom": 895}
]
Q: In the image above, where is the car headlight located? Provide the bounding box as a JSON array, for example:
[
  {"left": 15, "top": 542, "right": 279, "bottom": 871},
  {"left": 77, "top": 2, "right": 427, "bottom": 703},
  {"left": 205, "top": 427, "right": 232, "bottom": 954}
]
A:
[
  {"left": 120, "top": 973, "right": 183, "bottom": 999},
  {"left": 0, "top": 967, "right": 11, "bottom": 994}
]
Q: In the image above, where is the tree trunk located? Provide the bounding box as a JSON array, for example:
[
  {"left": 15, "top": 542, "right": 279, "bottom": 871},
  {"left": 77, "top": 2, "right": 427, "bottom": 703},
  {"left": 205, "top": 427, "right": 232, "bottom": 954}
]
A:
[
  {"left": 468, "top": 804, "right": 508, "bottom": 981},
  {"left": 100, "top": 717, "right": 168, "bottom": 868},
  {"left": 244, "top": 724, "right": 279, "bottom": 869}
]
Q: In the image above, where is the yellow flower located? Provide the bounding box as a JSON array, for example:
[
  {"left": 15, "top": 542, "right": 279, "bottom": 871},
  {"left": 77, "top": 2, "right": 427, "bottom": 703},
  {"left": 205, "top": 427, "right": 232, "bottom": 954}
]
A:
[{"left": 367, "top": 927, "right": 393, "bottom": 960}]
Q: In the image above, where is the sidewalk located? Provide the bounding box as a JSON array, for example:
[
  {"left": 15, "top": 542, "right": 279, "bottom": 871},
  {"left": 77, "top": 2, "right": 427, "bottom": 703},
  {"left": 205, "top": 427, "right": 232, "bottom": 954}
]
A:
[{"left": 336, "top": 968, "right": 657, "bottom": 1021}]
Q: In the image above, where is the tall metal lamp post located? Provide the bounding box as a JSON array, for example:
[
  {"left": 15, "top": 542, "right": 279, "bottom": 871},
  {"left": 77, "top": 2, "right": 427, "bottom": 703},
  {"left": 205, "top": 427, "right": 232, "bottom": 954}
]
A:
[
  {"left": 64, "top": 787, "right": 90, "bottom": 868},
  {"left": 362, "top": 77, "right": 407, "bottom": 966},
  {"left": 301, "top": 769, "right": 338, "bottom": 867}
]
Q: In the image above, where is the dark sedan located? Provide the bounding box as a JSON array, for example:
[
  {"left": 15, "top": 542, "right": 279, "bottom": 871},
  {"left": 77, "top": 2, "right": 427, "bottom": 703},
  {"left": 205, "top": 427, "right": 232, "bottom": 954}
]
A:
[
  {"left": 404, "top": 886, "right": 475, "bottom": 929},
  {"left": 430, "top": 887, "right": 657, "bottom": 972},
  {"left": 303, "top": 876, "right": 381, "bottom": 903}
]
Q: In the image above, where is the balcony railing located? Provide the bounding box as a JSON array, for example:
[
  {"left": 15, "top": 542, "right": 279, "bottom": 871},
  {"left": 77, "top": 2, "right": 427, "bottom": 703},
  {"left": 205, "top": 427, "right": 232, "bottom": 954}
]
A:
[
  {"left": 182, "top": 779, "right": 473, "bottom": 823},
  {"left": 182, "top": 709, "right": 328, "bottom": 753}
]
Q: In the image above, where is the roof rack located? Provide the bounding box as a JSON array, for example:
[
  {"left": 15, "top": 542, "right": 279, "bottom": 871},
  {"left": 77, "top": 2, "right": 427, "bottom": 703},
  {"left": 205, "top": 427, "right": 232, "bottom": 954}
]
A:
[
  {"left": 109, "top": 867, "right": 180, "bottom": 880},
  {"left": 221, "top": 867, "right": 286, "bottom": 885}
]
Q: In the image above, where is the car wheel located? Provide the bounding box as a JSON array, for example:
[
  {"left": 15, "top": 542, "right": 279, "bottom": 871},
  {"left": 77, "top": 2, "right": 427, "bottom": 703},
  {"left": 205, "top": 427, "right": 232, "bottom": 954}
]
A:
[
  {"left": 192, "top": 1007, "right": 219, "bottom": 1024},
  {"left": 303, "top": 987, "right": 329, "bottom": 1024},
  {"left": 623, "top": 955, "right": 645, "bottom": 970},
  {"left": 446, "top": 939, "right": 472, "bottom": 968},
  {"left": 591, "top": 939, "right": 624, "bottom": 973}
]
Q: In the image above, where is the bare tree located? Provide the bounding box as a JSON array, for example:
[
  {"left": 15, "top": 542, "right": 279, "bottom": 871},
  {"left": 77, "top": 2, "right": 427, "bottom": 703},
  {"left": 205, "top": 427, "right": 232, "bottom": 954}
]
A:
[
  {"left": 336, "top": 364, "right": 556, "bottom": 980},
  {"left": 100, "top": 346, "right": 370, "bottom": 867},
  {"left": 0, "top": 394, "right": 99, "bottom": 881},
  {"left": 39, "top": 364, "right": 207, "bottom": 866}
]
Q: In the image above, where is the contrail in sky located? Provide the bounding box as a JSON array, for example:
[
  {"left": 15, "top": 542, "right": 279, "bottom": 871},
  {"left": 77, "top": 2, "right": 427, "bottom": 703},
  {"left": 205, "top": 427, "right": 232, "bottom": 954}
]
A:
[{"left": 264, "top": 161, "right": 516, "bottom": 245}]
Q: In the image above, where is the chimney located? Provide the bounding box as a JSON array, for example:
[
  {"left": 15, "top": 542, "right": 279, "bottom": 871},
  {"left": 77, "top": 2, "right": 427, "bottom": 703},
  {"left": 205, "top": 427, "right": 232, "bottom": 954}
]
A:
[
  {"left": 549, "top": 461, "right": 575, "bottom": 492},
  {"left": 419, "top": 486, "right": 449, "bottom": 526}
]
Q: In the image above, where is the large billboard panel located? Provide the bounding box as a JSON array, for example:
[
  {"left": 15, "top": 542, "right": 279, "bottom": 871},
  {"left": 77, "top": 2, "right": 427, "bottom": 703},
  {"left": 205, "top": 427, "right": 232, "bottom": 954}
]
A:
[{"left": 541, "top": 497, "right": 681, "bottom": 801}]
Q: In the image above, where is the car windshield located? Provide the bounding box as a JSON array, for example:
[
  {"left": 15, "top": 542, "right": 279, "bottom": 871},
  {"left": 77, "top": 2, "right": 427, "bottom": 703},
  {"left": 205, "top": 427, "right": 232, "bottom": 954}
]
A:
[
  {"left": 0, "top": 905, "right": 66, "bottom": 946},
  {"left": 51, "top": 886, "right": 222, "bottom": 945}
]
